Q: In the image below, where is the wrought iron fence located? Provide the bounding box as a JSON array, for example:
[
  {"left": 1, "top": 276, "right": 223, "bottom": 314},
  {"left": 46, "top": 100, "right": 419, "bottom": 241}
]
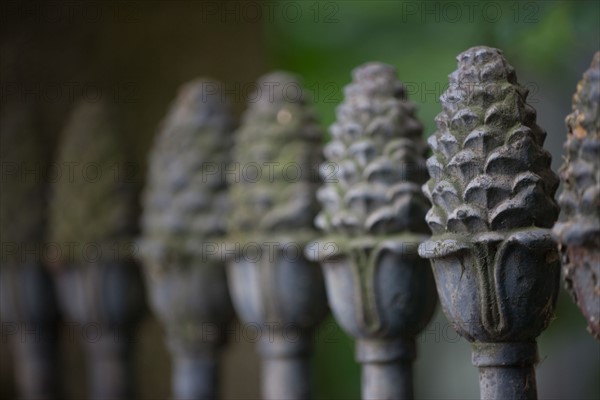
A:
[{"left": 1, "top": 47, "right": 598, "bottom": 400}]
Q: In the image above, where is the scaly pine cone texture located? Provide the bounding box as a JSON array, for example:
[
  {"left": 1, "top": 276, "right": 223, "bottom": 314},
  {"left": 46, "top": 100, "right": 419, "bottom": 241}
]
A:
[
  {"left": 552, "top": 52, "right": 600, "bottom": 339},
  {"left": 140, "top": 79, "right": 234, "bottom": 269},
  {"left": 49, "top": 101, "right": 137, "bottom": 265},
  {"left": 553, "top": 52, "right": 600, "bottom": 247},
  {"left": 229, "top": 72, "right": 323, "bottom": 244},
  {"left": 424, "top": 46, "right": 558, "bottom": 238},
  {"left": 316, "top": 62, "right": 429, "bottom": 239},
  {"left": 0, "top": 104, "right": 48, "bottom": 268}
]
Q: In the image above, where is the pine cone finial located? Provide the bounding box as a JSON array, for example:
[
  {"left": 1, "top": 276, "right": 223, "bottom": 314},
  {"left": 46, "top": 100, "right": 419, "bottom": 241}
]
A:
[
  {"left": 418, "top": 46, "right": 561, "bottom": 345},
  {"left": 423, "top": 46, "right": 559, "bottom": 240},
  {"left": 229, "top": 72, "right": 323, "bottom": 244},
  {"left": 310, "top": 64, "right": 436, "bottom": 399},
  {"left": 553, "top": 52, "right": 600, "bottom": 247},
  {"left": 49, "top": 100, "right": 137, "bottom": 266},
  {"left": 316, "top": 62, "right": 429, "bottom": 242},
  {"left": 552, "top": 52, "right": 600, "bottom": 338},
  {"left": 140, "top": 79, "right": 234, "bottom": 270},
  {"left": 1, "top": 104, "right": 48, "bottom": 268}
]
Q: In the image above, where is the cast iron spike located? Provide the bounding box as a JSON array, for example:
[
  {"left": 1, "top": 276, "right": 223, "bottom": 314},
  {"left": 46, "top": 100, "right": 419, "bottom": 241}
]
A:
[
  {"left": 227, "top": 72, "right": 328, "bottom": 400},
  {"left": 139, "top": 78, "right": 235, "bottom": 399},
  {"left": 419, "top": 46, "right": 560, "bottom": 400},
  {"left": 0, "top": 103, "right": 61, "bottom": 399},
  {"left": 309, "top": 62, "right": 437, "bottom": 400},
  {"left": 49, "top": 100, "right": 145, "bottom": 400},
  {"left": 552, "top": 52, "right": 600, "bottom": 339}
]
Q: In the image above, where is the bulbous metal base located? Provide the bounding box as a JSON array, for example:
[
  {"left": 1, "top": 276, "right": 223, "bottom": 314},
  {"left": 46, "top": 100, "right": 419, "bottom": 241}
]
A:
[
  {"left": 54, "top": 263, "right": 145, "bottom": 400},
  {"left": 144, "top": 261, "right": 234, "bottom": 400},
  {"left": 226, "top": 245, "right": 328, "bottom": 400},
  {"left": 315, "top": 240, "right": 436, "bottom": 400}
]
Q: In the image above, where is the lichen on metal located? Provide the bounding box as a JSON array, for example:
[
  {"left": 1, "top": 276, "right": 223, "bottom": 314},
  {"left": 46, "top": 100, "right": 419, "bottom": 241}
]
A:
[
  {"left": 312, "top": 62, "right": 436, "bottom": 400},
  {"left": 49, "top": 100, "right": 137, "bottom": 266},
  {"left": 552, "top": 51, "right": 600, "bottom": 339},
  {"left": 140, "top": 78, "right": 234, "bottom": 273},
  {"left": 421, "top": 47, "right": 558, "bottom": 243},
  {"left": 228, "top": 71, "right": 323, "bottom": 246},
  {"left": 227, "top": 72, "right": 328, "bottom": 400}
]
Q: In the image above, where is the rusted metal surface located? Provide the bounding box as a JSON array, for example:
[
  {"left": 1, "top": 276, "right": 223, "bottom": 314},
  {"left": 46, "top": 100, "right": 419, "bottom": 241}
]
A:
[
  {"left": 311, "top": 62, "right": 437, "bottom": 399},
  {"left": 552, "top": 52, "right": 600, "bottom": 340},
  {"left": 419, "top": 46, "right": 561, "bottom": 400},
  {"left": 227, "top": 72, "right": 328, "bottom": 400},
  {"left": 139, "top": 80, "right": 235, "bottom": 399}
]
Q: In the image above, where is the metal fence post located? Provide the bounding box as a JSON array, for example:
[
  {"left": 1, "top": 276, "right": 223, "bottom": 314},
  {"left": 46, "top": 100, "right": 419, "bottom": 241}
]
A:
[
  {"left": 419, "top": 46, "right": 561, "bottom": 400},
  {"left": 309, "top": 62, "right": 437, "bottom": 400},
  {"left": 227, "top": 72, "right": 329, "bottom": 400},
  {"left": 49, "top": 101, "right": 145, "bottom": 400},
  {"left": 139, "top": 80, "right": 236, "bottom": 399}
]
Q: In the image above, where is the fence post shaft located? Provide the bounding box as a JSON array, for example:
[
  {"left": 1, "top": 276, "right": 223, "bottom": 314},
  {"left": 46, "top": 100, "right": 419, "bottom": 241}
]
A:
[
  {"left": 172, "top": 352, "right": 218, "bottom": 400},
  {"left": 85, "top": 332, "right": 135, "bottom": 400},
  {"left": 358, "top": 339, "right": 414, "bottom": 400},
  {"left": 260, "top": 332, "right": 311, "bottom": 400},
  {"left": 13, "top": 334, "right": 61, "bottom": 400},
  {"left": 473, "top": 343, "right": 538, "bottom": 400}
]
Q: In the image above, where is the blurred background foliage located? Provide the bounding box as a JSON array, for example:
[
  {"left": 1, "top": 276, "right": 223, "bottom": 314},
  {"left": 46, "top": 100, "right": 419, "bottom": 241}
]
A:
[
  {"left": 267, "top": 1, "right": 599, "bottom": 141},
  {"left": 1, "top": 0, "right": 599, "bottom": 399},
  {"left": 265, "top": 1, "right": 599, "bottom": 399}
]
